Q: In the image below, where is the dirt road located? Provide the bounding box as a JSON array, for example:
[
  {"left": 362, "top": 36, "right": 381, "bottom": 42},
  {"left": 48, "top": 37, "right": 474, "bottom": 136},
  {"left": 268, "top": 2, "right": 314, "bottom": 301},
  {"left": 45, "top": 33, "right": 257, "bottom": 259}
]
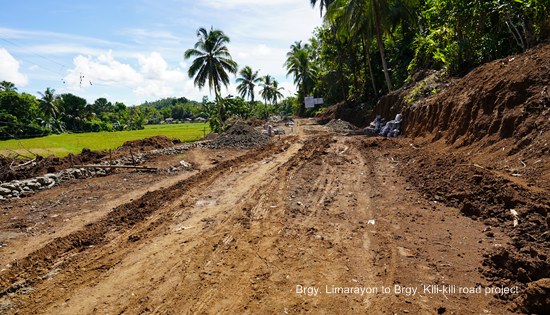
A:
[{"left": 0, "top": 120, "right": 515, "bottom": 314}]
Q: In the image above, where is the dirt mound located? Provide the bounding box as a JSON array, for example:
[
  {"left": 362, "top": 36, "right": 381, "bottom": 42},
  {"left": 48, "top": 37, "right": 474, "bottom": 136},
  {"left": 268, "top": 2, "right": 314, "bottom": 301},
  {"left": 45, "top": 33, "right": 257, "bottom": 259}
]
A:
[
  {"left": 372, "top": 70, "right": 453, "bottom": 123},
  {"left": 118, "top": 135, "right": 176, "bottom": 152},
  {"left": 403, "top": 43, "right": 550, "bottom": 152},
  {"left": 316, "top": 101, "right": 371, "bottom": 128},
  {"left": 325, "top": 119, "right": 359, "bottom": 133},
  {"left": 517, "top": 278, "right": 550, "bottom": 314},
  {"left": 206, "top": 123, "right": 270, "bottom": 149}
]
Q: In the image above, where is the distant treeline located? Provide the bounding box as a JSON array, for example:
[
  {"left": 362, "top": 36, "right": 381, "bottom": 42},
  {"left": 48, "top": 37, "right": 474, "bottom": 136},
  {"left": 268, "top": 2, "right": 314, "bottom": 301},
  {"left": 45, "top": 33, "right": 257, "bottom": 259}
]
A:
[
  {"left": 0, "top": 80, "right": 296, "bottom": 140},
  {"left": 0, "top": 81, "right": 206, "bottom": 140}
]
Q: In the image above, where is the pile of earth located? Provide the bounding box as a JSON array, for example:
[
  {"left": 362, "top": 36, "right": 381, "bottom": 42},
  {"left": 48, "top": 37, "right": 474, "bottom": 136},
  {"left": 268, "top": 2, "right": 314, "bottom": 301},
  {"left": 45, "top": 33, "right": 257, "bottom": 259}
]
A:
[
  {"left": 325, "top": 119, "right": 359, "bottom": 133},
  {"left": 118, "top": 135, "right": 177, "bottom": 152},
  {"left": 370, "top": 69, "right": 453, "bottom": 124},
  {"left": 225, "top": 117, "right": 267, "bottom": 128},
  {"left": 402, "top": 43, "right": 550, "bottom": 153},
  {"left": 0, "top": 135, "right": 179, "bottom": 182},
  {"left": 205, "top": 123, "right": 270, "bottom": 149},
  {"left": 316, "top": 101, "right": 371, "bottom": 128}
]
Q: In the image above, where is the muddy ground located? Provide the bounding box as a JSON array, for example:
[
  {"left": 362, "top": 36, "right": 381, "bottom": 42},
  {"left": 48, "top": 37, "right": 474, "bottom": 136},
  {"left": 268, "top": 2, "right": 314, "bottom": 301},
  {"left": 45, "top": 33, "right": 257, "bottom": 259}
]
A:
[{"left": 1, "top": 119, "right": 546, "bottom": 314}]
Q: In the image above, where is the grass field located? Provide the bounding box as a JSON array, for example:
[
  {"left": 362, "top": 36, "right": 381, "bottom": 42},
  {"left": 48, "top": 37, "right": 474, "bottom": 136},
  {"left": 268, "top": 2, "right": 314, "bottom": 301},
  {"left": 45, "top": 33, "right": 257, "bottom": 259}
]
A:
[{"left": 0, "top": 123, "right": 210, "bottom": 157}]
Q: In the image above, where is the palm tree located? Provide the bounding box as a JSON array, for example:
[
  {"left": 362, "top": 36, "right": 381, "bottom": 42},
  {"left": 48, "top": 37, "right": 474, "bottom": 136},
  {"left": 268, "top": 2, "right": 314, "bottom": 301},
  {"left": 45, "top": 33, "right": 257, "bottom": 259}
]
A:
[
  {"left": 236, "top": 66, "right": 261, "bottom": 107},
  {"left": 184, "top": 27, "right": 238, "bottom": 129},
  {"left": 326, "top": 0, "right": 393, "bottom": 92},
  {"left": 372, "top": 0, "right": 393, "bottom": 92},
  {"left": 38, "top": 87, "right": 59, "bottom": 119},
  {"left": 260, "top": 75, "right": 274, "bottom": 119},
  {"left": 284, "top": 47, "right": 317, "bottom": 116},
  {"left": 0, "top": 81, "right": 17, "bottom": 92},
  {"left": 310, "top": 0, "right": 335, "bottom": 16},
  {"left": 271, "top": 80, "right": 285, "bottom": 109}
]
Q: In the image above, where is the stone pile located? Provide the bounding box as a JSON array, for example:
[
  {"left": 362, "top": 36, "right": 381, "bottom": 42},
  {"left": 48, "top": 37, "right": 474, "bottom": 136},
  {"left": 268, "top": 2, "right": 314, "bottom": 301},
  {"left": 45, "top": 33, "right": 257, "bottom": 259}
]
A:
[
  {"left": 0, "top": 167, "right": 109, "bottom": 200},
  {"left": 326, "top": 119, "right": 359, "bottom": 134},
  {"left": 204, "top": 123, "right": 270, "bottom": 149}
]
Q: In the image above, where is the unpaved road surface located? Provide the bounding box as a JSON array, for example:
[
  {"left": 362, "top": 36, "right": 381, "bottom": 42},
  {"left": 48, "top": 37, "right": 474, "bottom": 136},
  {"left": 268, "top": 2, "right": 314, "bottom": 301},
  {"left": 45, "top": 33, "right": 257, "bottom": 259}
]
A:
[{"left": 0, "top": 120, "right": 516, "bottom": 314}]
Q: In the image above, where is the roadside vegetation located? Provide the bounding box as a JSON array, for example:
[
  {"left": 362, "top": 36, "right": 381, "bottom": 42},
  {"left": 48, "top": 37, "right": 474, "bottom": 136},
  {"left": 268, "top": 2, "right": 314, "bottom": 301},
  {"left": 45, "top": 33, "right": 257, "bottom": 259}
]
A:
[{"left": 283, "top": 0, "right": 550, "bottom": 114}]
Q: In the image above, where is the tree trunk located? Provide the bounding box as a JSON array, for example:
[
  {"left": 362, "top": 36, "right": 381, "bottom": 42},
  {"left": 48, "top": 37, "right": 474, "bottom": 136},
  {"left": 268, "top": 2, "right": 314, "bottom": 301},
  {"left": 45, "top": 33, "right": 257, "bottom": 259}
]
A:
[
  {"left": 215, "top": 91, "right": 225, "bottom": 130},
  {"left": 372, "top": 0, "right": 393, "bottom": 92},
  {"left": 362, "top": 32, "right": 378, "bottom": 97},
  {"left": 264, "top": 97, "right": 268, "bottom": 119}
]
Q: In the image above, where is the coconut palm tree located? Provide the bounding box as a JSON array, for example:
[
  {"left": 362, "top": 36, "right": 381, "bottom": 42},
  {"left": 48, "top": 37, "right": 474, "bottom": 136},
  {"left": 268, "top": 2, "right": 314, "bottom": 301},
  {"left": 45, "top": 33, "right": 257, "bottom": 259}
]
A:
[
  {"left": 284, "top": 47, "right": 317, "bottom": 116},
  {"left": 236, "top": 66, "right": 261, "bottom": 106},
  {"left": 184, "top": 27, "right": 238, "bottom": 130},
  {"left": 271, "top": 80, "right": 285, "bottom": 109},
  {"left": 259, "top": 74, "right": 274, "bottom": 119},
  {"left": 310, "top": 0, "right": 335, "bottom": 16},
  {"left": 38, "top": 87, "right": 59, "bottom": 119},
  {"left": 326, "top": 0, "right": 393, "bottom": 92},
  {"left": 0, "top": 81, "right": 17, "bottom": 92}
]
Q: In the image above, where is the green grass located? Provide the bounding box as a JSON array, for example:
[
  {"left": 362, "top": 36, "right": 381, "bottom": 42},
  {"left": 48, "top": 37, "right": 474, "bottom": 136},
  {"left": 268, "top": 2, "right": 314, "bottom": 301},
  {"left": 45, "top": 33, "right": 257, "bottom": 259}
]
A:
[{"left": 0, "top": 123, "right": 210, "bottom": 157}]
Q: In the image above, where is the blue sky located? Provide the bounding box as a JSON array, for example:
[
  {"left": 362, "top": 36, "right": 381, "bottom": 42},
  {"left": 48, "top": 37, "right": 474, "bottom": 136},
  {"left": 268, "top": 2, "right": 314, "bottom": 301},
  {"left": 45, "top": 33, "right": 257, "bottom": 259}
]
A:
[{"left": 0, "top": 0, "right": 322, "bottom": 105}]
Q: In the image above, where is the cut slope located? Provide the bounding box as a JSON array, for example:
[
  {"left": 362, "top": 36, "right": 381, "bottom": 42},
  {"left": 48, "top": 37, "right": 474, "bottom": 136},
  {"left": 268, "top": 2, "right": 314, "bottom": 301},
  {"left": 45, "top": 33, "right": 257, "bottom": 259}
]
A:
[{"left": 403, "top": 43, "right": 550, "bottom": 154}]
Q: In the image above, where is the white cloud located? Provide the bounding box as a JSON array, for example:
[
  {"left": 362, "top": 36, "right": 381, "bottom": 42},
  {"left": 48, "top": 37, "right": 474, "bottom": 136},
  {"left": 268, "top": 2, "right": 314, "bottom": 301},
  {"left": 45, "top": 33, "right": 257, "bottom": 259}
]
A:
[
  {"left": 65, "top": 51, "right": 142, "bottom": 88},
  {"left": 63, "top": 50, "right": 189, "bottom": 102},
  {"left": 137, "top": 52, "right": 185, "bottom": 82},
  {"left": 0, "top": 48, "right": 28, "bottom": 86}
]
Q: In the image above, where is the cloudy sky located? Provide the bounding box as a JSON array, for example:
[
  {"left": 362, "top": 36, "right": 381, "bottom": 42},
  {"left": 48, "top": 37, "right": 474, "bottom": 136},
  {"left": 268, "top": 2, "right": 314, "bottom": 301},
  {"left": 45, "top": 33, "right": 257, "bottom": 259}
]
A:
[{"left": 0, "top": 0, "right": 322, "bottom": 105}]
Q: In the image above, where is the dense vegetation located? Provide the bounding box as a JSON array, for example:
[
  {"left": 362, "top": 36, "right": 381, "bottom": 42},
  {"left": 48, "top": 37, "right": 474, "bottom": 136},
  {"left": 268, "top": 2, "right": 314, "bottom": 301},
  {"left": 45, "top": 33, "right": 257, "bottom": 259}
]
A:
[{"left": 283, "top": 0, "right": 550, "bottom": 115}]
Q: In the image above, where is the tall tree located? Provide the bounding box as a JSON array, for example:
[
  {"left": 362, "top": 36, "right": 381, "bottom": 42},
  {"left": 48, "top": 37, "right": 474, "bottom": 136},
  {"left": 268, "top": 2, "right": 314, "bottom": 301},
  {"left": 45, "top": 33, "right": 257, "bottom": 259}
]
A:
[
  {"left": 259, "top": 74, "right": 274, "bottom": 119},
  {"left": 372, "top": 0, "right": 393, "bottom": 92},
  {"left": 0, "top": 81, "right": 17, "bottom": 92},
  {"left": 184, "top": 26, "right": 238, "bottom": 130},
  {"left": 325, "top": 0, "right": 393, "bottom": 92},
  {"left": 38, "top": 87, "right": 59, "bottom": 119},
  {"left": 271, "top": 80, "right": 285, "bottom": 108},
  {"left": 236, "top": 66, "right": 261, "bottom": 105},
  {"left": 284, "top": 46, "right": 317, "bottom": 116},
  {"left": 310, "top": 0, "right": 335, "bottom": 16}
]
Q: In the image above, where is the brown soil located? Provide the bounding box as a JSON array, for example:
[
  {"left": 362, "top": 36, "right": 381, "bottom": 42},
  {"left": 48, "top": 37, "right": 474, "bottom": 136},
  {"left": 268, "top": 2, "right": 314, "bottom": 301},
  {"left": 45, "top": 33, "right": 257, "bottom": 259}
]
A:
[
  {"left": 117, "top": 135, "right": 177, "bottom": 152},
  {"left": 316, "top": 101, "right": 370, "bottom": 128},
  {"left": 0, "top": 121, "right": 519, "bottom": 314}
]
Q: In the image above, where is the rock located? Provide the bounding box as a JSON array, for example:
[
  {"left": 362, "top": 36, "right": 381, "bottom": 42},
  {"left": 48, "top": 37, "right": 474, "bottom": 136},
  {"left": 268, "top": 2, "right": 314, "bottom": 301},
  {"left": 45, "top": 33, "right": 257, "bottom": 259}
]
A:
[
  {"left": 179, "top": 160, "right": 192, "bottom": 168},
  {"left": 1, "top": 183, "right": 19, "bottom": 192},
  {"left": 24, "top": 180, "right": 41, "bottom": 190},
  {"left": 0, "top": 187, "right": 11, "bottom": 196},
  {"left": 36, "top": 176, "right": 54, "bottom": 186},
  {"left": 44, "top": 173, "right": 59, "bottom": 180}
]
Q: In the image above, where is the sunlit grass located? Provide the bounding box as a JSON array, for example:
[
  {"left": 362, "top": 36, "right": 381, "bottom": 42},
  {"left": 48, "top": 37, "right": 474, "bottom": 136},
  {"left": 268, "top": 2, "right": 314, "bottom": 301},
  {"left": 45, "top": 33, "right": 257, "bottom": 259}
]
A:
[{"left": 0, "top": 123, "right": 210, "bottom": 157}]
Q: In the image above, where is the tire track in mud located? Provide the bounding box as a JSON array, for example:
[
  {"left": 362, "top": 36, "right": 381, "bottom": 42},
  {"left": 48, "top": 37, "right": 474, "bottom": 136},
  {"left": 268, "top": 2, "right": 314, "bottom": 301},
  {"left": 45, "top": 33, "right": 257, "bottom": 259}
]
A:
[
  {"left": 0, "top": 138, "right": 294, "bottom": 298},
  {"left": 5, "top": 136, "right": 306, "bottom": 314}
]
